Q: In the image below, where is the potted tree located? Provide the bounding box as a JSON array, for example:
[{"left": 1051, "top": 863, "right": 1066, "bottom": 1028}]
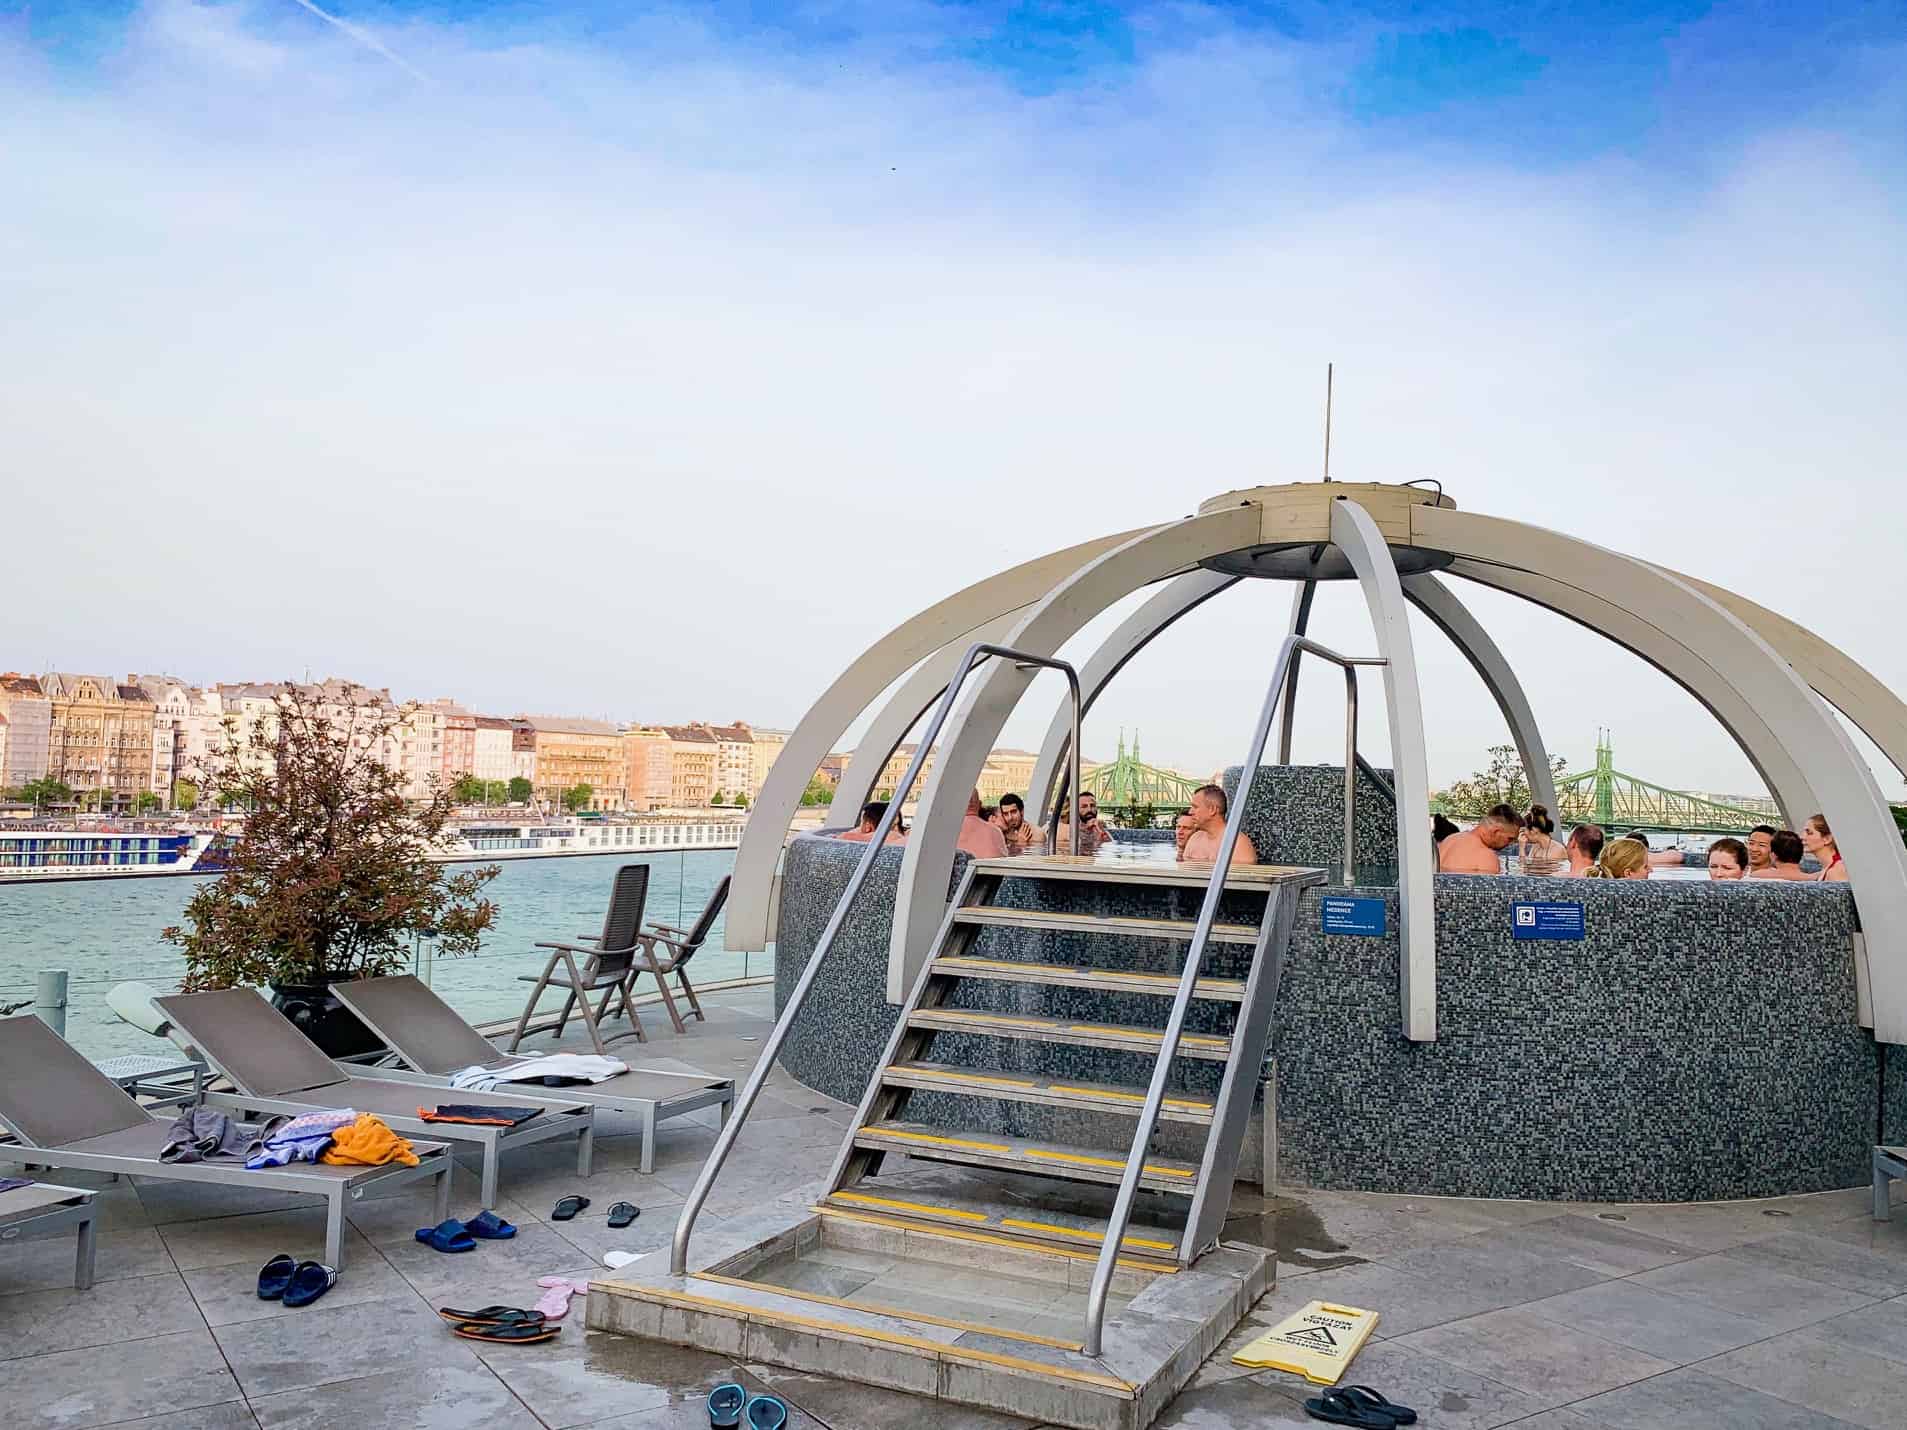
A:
[{"left": 164, "top": 683, "right": 500, "bottom": 1058}]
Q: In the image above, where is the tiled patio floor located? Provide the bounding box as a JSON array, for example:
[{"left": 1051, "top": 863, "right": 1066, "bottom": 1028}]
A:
[{"left": 6, "top": 985, "right": 1907, "bottom": 1428}]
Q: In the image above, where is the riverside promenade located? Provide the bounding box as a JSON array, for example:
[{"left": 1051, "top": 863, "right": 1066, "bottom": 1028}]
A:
[{"left": 4, "top": 984, "right": 1906, "bottom": 1429}]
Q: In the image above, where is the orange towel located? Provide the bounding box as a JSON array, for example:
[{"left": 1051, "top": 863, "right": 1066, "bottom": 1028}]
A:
[{"left": 318, "top": 1113, "right": 419, "bottom": 1168}]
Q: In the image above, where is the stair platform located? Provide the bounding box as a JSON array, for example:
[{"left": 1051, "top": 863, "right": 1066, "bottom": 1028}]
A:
[{"left": 587, "top": 1185, "right": 1272, "bottom": 1430}]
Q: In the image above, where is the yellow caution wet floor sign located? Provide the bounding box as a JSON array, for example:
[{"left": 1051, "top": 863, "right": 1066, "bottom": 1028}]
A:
[{"left": 1231, "top": 1300, "right": 1379, "bottom": 1384}]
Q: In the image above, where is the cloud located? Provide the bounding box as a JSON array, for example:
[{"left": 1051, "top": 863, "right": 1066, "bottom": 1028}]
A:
[{"left": 1, "top": 2, "right": 1904, "bottom": 795}]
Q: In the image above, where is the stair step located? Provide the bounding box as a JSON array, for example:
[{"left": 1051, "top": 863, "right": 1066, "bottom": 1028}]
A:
[
  {"left": 971, "top": 854, "right": 1323, "bottom": 892},
  {"left": 931, "top": 955, "right": 1246, "bottom": 1003},
  {"left": 905, "top": 1008, "right": 1232, "bottom": 1061},
  {"left": 817, "top": 1189, "right": 1183, "bottom": 1265},
  {"left": 953, "top": 906, "right": 1262, "bottom": 947},
  {"left": 854, "top": 1119, "right": 1200, "bottom": 1194},
  {"left": 883, "top": 1060, "right": 1216, "bottom": 1125}
]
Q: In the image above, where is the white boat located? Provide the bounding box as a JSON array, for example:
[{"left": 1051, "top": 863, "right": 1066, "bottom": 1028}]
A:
[
  {"left": 0, "top": 825, "right": 221, "bottom": 882},
  {"left": 431, "top": 814, "right": 748, "bottom": 863}
]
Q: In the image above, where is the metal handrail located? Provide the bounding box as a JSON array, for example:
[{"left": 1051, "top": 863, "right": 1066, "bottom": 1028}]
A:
[
  {"left": 1082, "top": 634, "right": 1384, "bottom": 1355},
  {"left": 671, "top": 642, "right": 1082, "bottom": 1276}
]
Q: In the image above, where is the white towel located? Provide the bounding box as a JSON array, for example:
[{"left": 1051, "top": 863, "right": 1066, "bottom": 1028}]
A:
[{"left": 449, "top": 1053, "right": 629, "bottom": 1092}]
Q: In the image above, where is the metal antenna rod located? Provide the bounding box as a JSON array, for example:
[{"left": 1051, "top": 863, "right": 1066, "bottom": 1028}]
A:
[{"left": 1323, "top": 361, "right": 1334, "bottom": 481}]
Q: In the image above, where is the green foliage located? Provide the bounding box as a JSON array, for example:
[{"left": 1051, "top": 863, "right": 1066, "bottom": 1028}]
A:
[
  {"left": 1438, "top": 745, "right": 1570, "bottom": 818},
  {"left": 733, "top": 792, "right": 748, "bottom": 809},
  {"left": 451, "top": 774, "right": 487, "bottom": 803},
  {"left": 561, "top": 783, "right": 594, "bottom": 812},
  {"left": 506, "top": 776, "right": 534, "bottom": 803},
  {"left": 132, "top": 791, "right": 163, "bottom": 815},
  {"left": 710, "top": 790, "right": 726, "bottom": 805},
  {"left": 21, "top": 778, "right": 75, "bottom": 808},
  {"left": 799, "top": 777, "right": 834, "bottom": 808},
  {"left": 162, "top": 684, "right": 499, "bottom": 987},
  {"left": 173, "top": 779, "right": 199, "bottom": 811}
]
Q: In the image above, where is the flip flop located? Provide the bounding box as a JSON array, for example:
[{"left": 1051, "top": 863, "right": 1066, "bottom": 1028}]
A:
[
  {"left": 535, "top": 1278, "right": 586, "bottom": 1320},
  {"left": 281, "top": 1261, "right": 338, "bottom": 1309},
  {"left": 602, "top": 1250, "right": 639, "bottom": 1270},
  {"left": 437, "top": 1305, "right": 548, "bottom": 1328},
  {"left": 606, "top": 1202, "right": 640, "bottom": 1229},
  {"left": 1303, "top": 1390, "right": 1398, "bottom": 1429},
  {"left": 550, "top": 1196, "right": 590, "bottom": 1222},
  {"left": 452, "top": 1320, "right": 562, "bottom": 1345},
  {"left": 256, "top": 1253, "right": 297, "bottom": 1301},
  {"left": 466, "top": 1210, "right": 517, "bottom": 1240},
  {"left": 707, "top": 1383, "right": 746, "bottom": 1428},
  {"left": 745, "top": 1394, "right": 788, "bottom": 1430},
  {"left": 1341, "top": 1387, "right": 1417, "bottom": 1425},
  {"left": 415, "top": 1219, "right": 478, "bottom": 1253}
]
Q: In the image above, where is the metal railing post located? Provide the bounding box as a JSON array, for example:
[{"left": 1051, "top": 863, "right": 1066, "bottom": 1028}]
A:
[
  {"left": 1342, "top": 665, "right": 1358, "bottom": 884},
  {"left": 671, "top": 643, "right": 1081, "bottom": 1278}
]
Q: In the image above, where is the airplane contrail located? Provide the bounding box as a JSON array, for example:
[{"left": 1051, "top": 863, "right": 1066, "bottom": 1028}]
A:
[{"left": 283, "top": 0, "right": 431, "bottom": 83}]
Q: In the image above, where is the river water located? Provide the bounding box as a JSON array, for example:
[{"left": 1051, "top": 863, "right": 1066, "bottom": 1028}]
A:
[{"left": 0, "top": 850, "right": 747, "bottom": 1057}]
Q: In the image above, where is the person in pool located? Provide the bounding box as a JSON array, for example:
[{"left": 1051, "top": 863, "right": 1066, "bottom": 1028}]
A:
[
  {"left": 1707, "top": 837, "right": 1748, "bottom": 880},
  {"left": 1517, "top": 804, "right": 1567, "bottom": 874},
  {"left": 1559, "top": 823, "right": 1605, "bottom": 877},
  {"left": 1745, "top": 825, "right": 1777, "bottom": 876},
  {"left": 1585, "top": 838, "right": 1649, "bottom": 879},
  {"left": 991, "top": 792, "right": 1042, "bottom": 855},
  {"left": 1053, "top": 791, "right": 1113, "bottom": 855},
  {"left": 1751, "top": 829, "right": 1811, "bottom": 881},
  {"left": 1438, "top": 807, "right": 1520, "bottom": 874},
  {"left": 1178, "top": 784, "right": 1258, "bottom": 865},
  {"left": 1803, "top": 814, "right": 1848, "bottom": 882}
]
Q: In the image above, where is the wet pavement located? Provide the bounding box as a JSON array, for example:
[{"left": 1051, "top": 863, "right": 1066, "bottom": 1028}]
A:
[{"left": 6, "top": 984, "right": 1907, "bottom": 1428}]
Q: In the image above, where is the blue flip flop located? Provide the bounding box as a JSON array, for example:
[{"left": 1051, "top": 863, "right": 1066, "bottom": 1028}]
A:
[
  {"left": 282, "top": 1261, "right": 338, "bottom": 1308},
  {"left": 707, "top": 1382, "right": 746, "bottom": 1428},
  {"left": 466, "top": 1210, "right": 517, "bottom": 1240},
  {"left": 415, "top": 1218, "right": 478, "bottom": 1253},
  {"left": 256, "top": 1253, "right": 297, "bottom": 1300},
  {"left": 745, "top": 1394, "right": 788, "bottom": 1430}
]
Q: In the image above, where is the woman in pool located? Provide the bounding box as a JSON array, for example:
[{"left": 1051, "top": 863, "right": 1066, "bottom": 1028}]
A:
[
  {"left": 1803, "top": 814, "right": 1848, "bottom": 882},
  {"left": 1584, "top": 838, "right": 1649, "bottom": 880},
  {"left": 1517, "top": 805, "right": 1568, "bottom": 875},
  {"left": 1706, "top": 837, "right": 1748, "bottom": 880}
]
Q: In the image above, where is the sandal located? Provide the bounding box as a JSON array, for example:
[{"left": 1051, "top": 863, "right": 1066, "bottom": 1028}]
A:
[
  {"left": 415, "top": 1219, "right": 477, "bottom": 1253},
  {"left": 607, "top": 1202, "right": 640, "bottom": 1229},
  {"left": 466, "top": 1209, "right": 517, "bottom": 1240},
  {"left": 744, "top": 1395, "right": 788, "bottom": 1430},
  {"left": 453, "top": 1320, "right": 561, "bottom": 1345},
  {"left": 281, "top": 1261, "right": 338, "bottom": 1309},
  {"left": 256, "top": 1253, "right": 297, "bottom": 1301},
  {"left": 550, "top": 1195, "right": 590, "bottom": 1222},
  {"left": 1303, "top": 1389, "right": 1401, "bottom": 1428},
  {"left": 707, "top": 1383, "right": 746, "bottom": 1428},
  {"left": 437, "top": 1305, "right": 548, "bottom": 1328},
  {"left": 535, "top": 1277, "right": 587, "bottom": 1320},
  {"left": 1341, "top": 1386, "right": 1417, "bottom": 1425}
]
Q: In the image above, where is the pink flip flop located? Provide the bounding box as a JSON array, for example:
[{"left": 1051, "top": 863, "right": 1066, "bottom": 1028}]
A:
[{"left": 535, "top": 1276, "right": 586, "bottom": 1320}]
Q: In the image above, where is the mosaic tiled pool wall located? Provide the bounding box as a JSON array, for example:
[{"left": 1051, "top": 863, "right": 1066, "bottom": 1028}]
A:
[
  {"left": 775, "top": 788, "right": 1888, "bottom": 1200},
  {"left": 1222, "top": 763, "right": 1400, "bottom": 868}
]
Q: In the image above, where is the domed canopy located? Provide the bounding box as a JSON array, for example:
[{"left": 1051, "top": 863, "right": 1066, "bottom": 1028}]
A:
[{"left": 732, "top": 483, "right": 1907, "bottom": 1042}]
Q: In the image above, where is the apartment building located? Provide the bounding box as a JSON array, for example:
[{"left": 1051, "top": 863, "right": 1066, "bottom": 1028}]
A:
[
  {"left": 510, "top": 722, "right": 537, "bottom": 787},
  {"left": 657, "top": 725, "right": 719, "bottom": 807},
  {"left": 522, "top": 716, "right": 624, "bottom": 810},
  {"left": 977, "top": 748, "right": 1041, "bottom": 804},
  {"left": 749, "top": 727, "right": 790, "bottom": 801},
  {"left": 0, "top": 674, "right": 51, "bottom": 789},
  {"left": 40, "top": 673, "right": 157, "bottom": 811},
  {"left": 434, "top": 705, "right": 477, "bottom": 788},
  {"left": 621, "top": 727, "right": 673, "bottom": 811},
  {"left": 471, "top": 716, "right": 515, "bottom": 785},
  {"left": 703, "top": 721, "right": 756, "bottom": 803}
]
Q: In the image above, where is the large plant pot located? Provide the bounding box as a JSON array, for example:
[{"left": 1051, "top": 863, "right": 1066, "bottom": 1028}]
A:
[{"left": 269, "top": 977, "right": 386, "bottom": 1060}]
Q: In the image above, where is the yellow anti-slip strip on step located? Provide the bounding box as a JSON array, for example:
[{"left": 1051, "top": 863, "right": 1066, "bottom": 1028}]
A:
[
  {"left": 624, "top": 1284, "right": 1137, "bottom": 1396},
  {"left": 827, "top": 1191, "right": 989, "bottom": 1222},
  {"left": 823, "top": 1194, "right": 1177, "bottom": 1256},
  {"left": 691, "top": 1272, "right": 1083, "bottom": 1352},
  {"left": 1048, "top": 1085, "right": 1213, "bottom": 1111},
  {"left": 863, "top": 1128, "right": 1012, "bottom": 1154},
  {"left": 814, "top": 1207, "right": 1177, "bottom": 1274},
  {"left": 923, "top": 1011, "right": 1228, "bottom": 1048},
  {"left": 899, "top": 1069, "right": 1037, "bottom": 1092},
  {"left": 1027, "top": 1148, "right": 1195, "bottom": 1178},
  {"left": 1000, "top": 1218, "right": 1178, "bottom": 1253}
]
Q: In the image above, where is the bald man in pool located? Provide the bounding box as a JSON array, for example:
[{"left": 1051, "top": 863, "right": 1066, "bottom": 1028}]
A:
[
  {"left": 1179, "top": 784, "right": 1258, "bottom": 865},
  {"left": 1438, "top": 809, "right": 1520, "bottom": 874}
]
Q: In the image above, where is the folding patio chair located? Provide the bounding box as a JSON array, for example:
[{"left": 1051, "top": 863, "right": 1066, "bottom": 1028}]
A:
[
  {"left": 510, "top": 863, "right": 652, "bottom": 1055},
  {"left": 153, "top": 989, "right": 594, "bottom": 1210},
  {"left": 631, "top": 875, "right": 730, "bottom": 1034},
  {"left": 0, "top": 1015, "right": 451, "bottom": 1269},
  {"left": 331, "top": 975, "right": 734, "bottom": 1173}
]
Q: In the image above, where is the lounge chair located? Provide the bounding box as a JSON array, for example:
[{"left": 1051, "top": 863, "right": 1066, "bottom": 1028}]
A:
[
  {"left": 152, "top": 989, "right": 594, "bottom": 1210},
  {"left": 0, "top": 1183, "right": 96, "bottom": 1290},
  {"left": 0, "top": 1014, "right": 450, "bottom": 1269},
  {"left": 511, "top": 863, "right": 653, "bottom": 1055},
  {"left": 330, "top": 975, "right": 734, "bottom": 1174},
  {"left": 630, "top": 874, "right": 730, "bottom": 1034}
]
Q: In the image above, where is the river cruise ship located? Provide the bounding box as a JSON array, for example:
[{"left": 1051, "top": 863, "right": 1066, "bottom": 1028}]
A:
[
  {"left": 0, "top": 825, "right": 220, "bottom": 882},
  {"left": 431, "top": 813, "right": 748, "bottom": 863}
]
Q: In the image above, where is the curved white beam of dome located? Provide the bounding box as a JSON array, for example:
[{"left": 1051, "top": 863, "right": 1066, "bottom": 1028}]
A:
[
  {"left": 724, "top": 526, "right": 1156, "bottom": 951},
  {"left": 1401, "top": 573, "right": 1558, "bottom": 813},
  {"left": 1025, "top": 569, "right": 1241, "bottom": 825},
  {"left": 888, "top": 507, "right": 1261, "bottom": 999},
  {"left": 1418, "top": 505, "right": 1907, "bottom": 1041},
  {"left": 1667, "top": 573, "right": 1907, "bottom": 782},
  {"left": 1273, "top": 576, "right": 1318, "bottom": 763},
  {"left": 829, "top": 612, "right": 1026, "bottom": 828},
  {"left": 1441, "top": 560, "right": 1814, "bottom": 826},
  {"left": 1331, "top": 499, "right": 1438, "bottom": 1041}
]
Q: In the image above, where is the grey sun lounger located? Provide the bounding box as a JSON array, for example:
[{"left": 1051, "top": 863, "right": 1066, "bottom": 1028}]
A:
[
  {"left": 331, "top": 975, "right": 734, "bottom": 1174},
  {"left": 154, "top": 989, "right": 595, "bottom": 1209},
  {"left": 0, "top": 1014, "right": 450, "bottom": 1269},
  {"left": 0, "top": 1182, "right": 97, "bottom": 1289}
]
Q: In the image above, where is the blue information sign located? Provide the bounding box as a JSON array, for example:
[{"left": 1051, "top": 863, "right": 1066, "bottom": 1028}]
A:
[
  {"left": 1321, "top": 896, "right": 1387, "bottom": 937},
  {"left": 1511, "top": 901, "right": 1585, "bottom": 941}
]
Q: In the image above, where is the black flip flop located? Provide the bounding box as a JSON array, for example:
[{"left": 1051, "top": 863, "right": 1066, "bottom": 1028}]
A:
[
  {"left": 453, "top": 1320, "right": 562, "bottom": 1344},
  {"left": 1303, "top": 1390, "right": 1398, "bottom": 1428},
  {"left": 1341, "top": 1386, "right": 1417, "bottom": 1425},
  {"left": 437, "top": 1305, "right": 548, "bottom": 1328},
  {"left": 607, "top": 1202, "right": 640, "bottom": 1229},
  {"left": 551, "top": 1195, "right": 590, "bottom": 1222},
  {"left": 256, "top": 1253, "right": 297, "bottom": 1301}
]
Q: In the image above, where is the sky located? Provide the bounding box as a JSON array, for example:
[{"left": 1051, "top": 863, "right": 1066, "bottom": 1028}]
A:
[{"left": 3, "top": 1, "right": 1905, "bottom": 795}]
